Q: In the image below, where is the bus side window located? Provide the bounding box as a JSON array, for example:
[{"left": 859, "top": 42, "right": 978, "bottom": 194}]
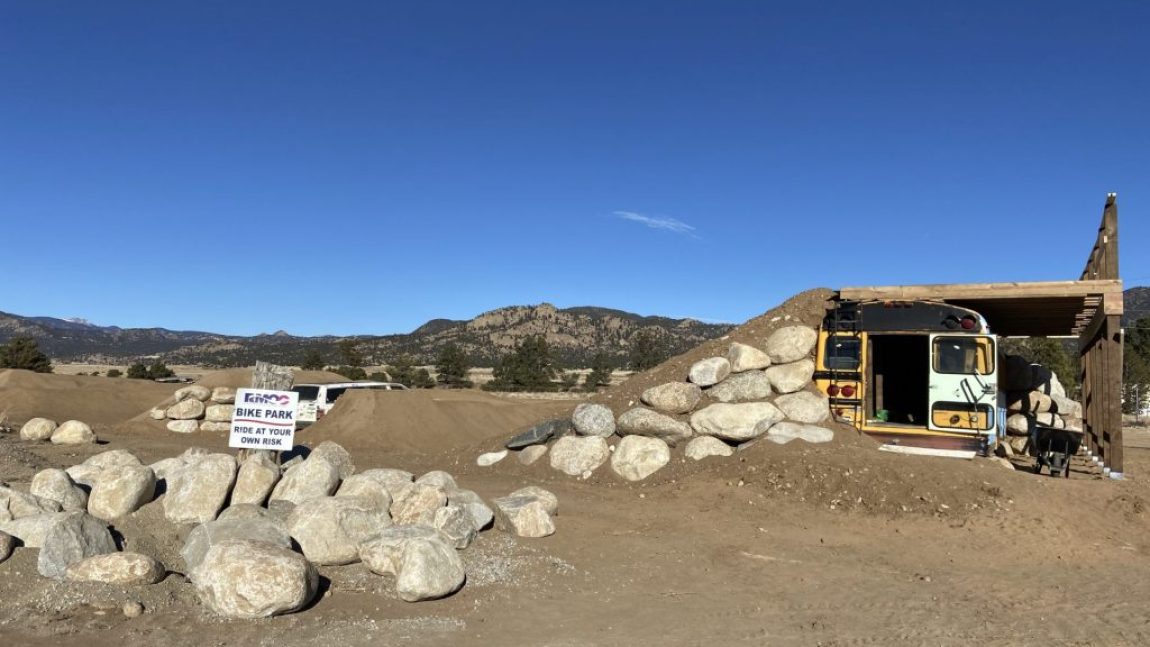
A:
[{"left": 933, "top": 337, "right": 994, "bottom": 375}]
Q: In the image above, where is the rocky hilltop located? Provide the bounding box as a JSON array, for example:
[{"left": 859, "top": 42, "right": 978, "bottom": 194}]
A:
[{"left": 0, "top": 304, "right": 734, "bottom": 368}]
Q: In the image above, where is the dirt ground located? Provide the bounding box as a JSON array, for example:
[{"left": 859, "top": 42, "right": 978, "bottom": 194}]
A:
[{"left": 3, "top": 414, "right": 1150, "bottom": 646}]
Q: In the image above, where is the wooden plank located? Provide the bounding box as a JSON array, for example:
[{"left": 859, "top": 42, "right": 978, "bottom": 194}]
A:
[
  {"left": 877, "top": 445, "right": 976, "bottom": 460},
  {"left": 839, "top": 279, "right": 1122, "bottom": 302},
  {"left": 1104, "top": 315, "right": 1124, "bottom": 474}
]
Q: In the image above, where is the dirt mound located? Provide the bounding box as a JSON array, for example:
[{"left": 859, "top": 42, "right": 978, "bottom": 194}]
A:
[
  {"left": 0, "top": 369, "right": 180, "bottom": 428},
  {"left": 593, "top": 287, "right": 834, "bottom": 414},
  {"left": 192, "top": 367, "right": 349, "bottom": 390},
  {"left": 304, "top": 389, "right": 573, "bottom": 453}
]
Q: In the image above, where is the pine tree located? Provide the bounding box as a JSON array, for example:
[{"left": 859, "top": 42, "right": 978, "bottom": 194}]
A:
[
  {"left": 148, "top": 361, "right": 174, "bottom": 379},
  {"left": 0, "top": 336, "right": 53, "bottom": 373},
  {"left": 337, "top": 339, "right": 363, "bottom": 367},
  {"left": 300, "top": 348, "right": 326, "bottom": 370},
  {"left": 386, "top": 355, "right": 417, "bottom": 387},
  {"left": 412, "top": 368, "right": 436, "bottom": 389},
  {"left": 584, "top": 352, "right": 614, "bottom": 391},
  {"left": 435, "top": 343, "right": 472, "bottom": 388},
  {"left": 126, "top": 363, "right": 150, "bottom": 379},
  {"left": 486, "top": 336, "right": 557, "bottom": 392},
  {"left": 629, "top": 329, "right": 668, "bottom": 372}
]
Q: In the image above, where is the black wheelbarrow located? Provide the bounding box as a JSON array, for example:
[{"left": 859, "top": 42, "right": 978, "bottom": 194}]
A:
[{"left": 1030, "top": 425, "right": 1083, "bottom": 478}]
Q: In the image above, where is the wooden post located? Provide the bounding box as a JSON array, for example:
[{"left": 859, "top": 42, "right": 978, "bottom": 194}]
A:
[
  {"left": 238, "top": 361, "right": 296, "bottom": 464},
  {"left": 1104, "top": 316, "right": 1124, "bottom": 476},
  {"left": 252, "top": 361, "right": 294, "bottom": 391}
]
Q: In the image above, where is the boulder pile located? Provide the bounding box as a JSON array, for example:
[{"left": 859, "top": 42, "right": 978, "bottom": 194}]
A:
[
  {"left": 18, "top": 417, "right": 98, "bottom": 445},
  {"left": 147, "top": 385, "right": 237, "bottom": 434},
  {"left": 1000, "top": 355, "right": 1082, "bottom": 455},
  {"left": 0, "top": 441, "right": 558, "bottom": 618},
  {"left": 492, "top": 325, "right": 836, "bottom": 481}
]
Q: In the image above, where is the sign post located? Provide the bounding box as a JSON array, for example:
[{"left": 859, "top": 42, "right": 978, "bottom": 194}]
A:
[{"left": 229, "top": 388, "right": 298, "bottom": 451}]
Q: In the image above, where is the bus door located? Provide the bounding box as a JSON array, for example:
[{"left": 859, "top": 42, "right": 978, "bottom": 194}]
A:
[{"left": 927, "top": 334, "right": 997, "bottom": 434}]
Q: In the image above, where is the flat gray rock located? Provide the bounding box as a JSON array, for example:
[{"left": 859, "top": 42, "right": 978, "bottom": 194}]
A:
[{"left": 506, "top": 419, "right": 572, "bottom": 449}]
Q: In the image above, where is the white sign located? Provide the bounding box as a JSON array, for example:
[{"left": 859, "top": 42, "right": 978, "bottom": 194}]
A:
[{"left": 228, "top": 388, "right": 299, "bottom": 451}]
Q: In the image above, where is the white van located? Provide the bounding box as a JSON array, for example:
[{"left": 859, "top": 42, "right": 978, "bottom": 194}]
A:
[{"left": 291, "top": 381, "right": 408, "bottom": 426}]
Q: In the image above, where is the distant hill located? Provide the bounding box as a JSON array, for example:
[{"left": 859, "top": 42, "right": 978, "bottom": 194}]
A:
[
  {"left": 1125, "top": 286, "right": 1150, "bottom": 326},
  {"left": 0, "top": 304, "right": 735, "bottom": 368}
]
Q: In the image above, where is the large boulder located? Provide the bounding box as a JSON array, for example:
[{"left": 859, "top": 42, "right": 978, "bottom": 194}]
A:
[
  {"left": 200, "top": 421, "right": 231, "bottom": 432},
  {"left": 765, "top": 359, "right": 815, "bottom": 394},
  {"left": 1007, "top": 391, "right": 1052, "bottom": 414},
  {"left": 175, "top": 384, "right": 212, "bottom": 402},
  {"left": 493, "top": 495, "right": 556, "bottom": 538},
  {"left": 0, "top": 485, "right": 61, "bottom": 522},
  {"left": 507, "top": 486, "right": 559, "bottom": 516},
  {"left": 336, "top": 474, "right": 394, "bottom": 513},
  {"left": 269, "top": 456, "right": 340, "bottom": 505},
  {"left": 166, "top": 399, "right": 206, "bottom": 420},
  {"left": 37, "top": 512, "right": 116, "bottom": 579},
  {"left": 192, "top": 539, "right": 318, "bottom": 618},
  {"left": 231, "top": 452, "right": 280, "bottom": 506},
  {"left": 66, "top": 552, "right": 166, "bottom": 585},
  {"left": 390, "top": 483, "right": 448, "bottom": 526},
  {"left": 684, "top": 436, "right": 734, "bottom": 460},
  {"left": 204, "top": 404, "right": 235, "bottom": 423},
  {"left": 84, "top": 449, "right": 143, "bottom": 471},
  {"left": 432, "top": 503, "right": 479, "bottom": 549},
  {"left": 210, "top": 387, "right": 236, "bottom": 403},
  {"left": 548, "top": 436, "right": 610, "bottom": 477},
  {"left": 689, "top": 357, "right": 732, "bottom": 387},
  {"left": 166, "top": 420, "right": 200, "bottom": 434},
  {"left": 288, "top": 496, "right": 391, "bottom": 565},
  {"left": 775, "top": 391, "right": 830, "bottom": 424},
  {"left": 1035, "top": 412, "right": 1057, "bottom": 427},
  {"left": 1051, "top": 394, "right": 1082, "bottom": 418},
  {"left": 163, "top": 454, "right": 237, "bottom": 524},
  {"left": 707, "top": 371, "right": 772, "bottom": 403},
  {"left": 0, "top": 530, "right": 13, "bottom": 563},
  {"left": 728, "top": 342, "right": 772, "bottom": 372},
  {"left": 30, "top": 469, "right": 88, "bottom": 512},
  {"left": 610, "top": 436, "right": 670, "bottom": 481},
  {"left": 616, "top": 408, "right": 693, "bottom": 446},
  {"left": 1006, "top": 414, "right": 1033, "bottom": 437},
  {"left": 310, "top": 442, "right": 355, "bottom": 479},
  {"left": 690, "top": 402, "right": 785, "bottom": 442},
  {"left": 0, "top": 512, "right": 71, "bottom": 547},
  {"left": 764, "top": 421, "right": 834, "bottom": 445},
  {"left": 356, "top": 469, "right": 415, "bottom": 499},
  {"left": 359, "top": 526, "right": 466, "bottom": 602},
  {"left": 506, "top": 419, "right": 572, "bottom": 449},
  {"left": 447, "top": 489, "right": 495, "bottom": 530},
  {"left": 415, "top": 470, "right": 457, "bottom": 491},
  {"left": 181, "top": 516, "right": 292, "bottom": 571},
  {"left": 765, "top": 326, "right": 818, "bottom": 364},
  {"left": 19, "top": 417, "right": 56, "bottom": 441},
  {"left": 571, "top": 403, "right": 616, "bottom": 437},
  {"left": 88, "top": 465, "right": 156, "bottom": 520},
  {"left": 641, "top": 382, "right": 703, "bottom": 414},
  {"left": 51, "top": 420, "right": 96, "bottom": 445}
]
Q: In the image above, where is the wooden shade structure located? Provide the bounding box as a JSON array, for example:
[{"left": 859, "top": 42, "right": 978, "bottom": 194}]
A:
[{"left": 838, "top": 194, "right": 1125, "bottom": 475}]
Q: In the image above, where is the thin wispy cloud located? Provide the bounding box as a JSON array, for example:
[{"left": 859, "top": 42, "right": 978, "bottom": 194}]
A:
[{"left": 613, "top": 210, "right": 698, "bottom": 237}]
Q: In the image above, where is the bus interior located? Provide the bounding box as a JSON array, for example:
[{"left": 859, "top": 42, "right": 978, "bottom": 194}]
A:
[{"left": 867, "top": 334, "right": 929, "bottom": 427}]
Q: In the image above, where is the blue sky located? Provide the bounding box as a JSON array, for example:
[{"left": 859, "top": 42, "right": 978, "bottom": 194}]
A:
[{"left": 2, "top": 1, "right": 1147, "bottom": 336}]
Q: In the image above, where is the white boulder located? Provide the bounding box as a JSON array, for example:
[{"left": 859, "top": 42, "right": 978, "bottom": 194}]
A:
[
  {"left": 765, "top": 359, "right": 815, "bottom": 394},
  {"left": 191, "top": 539, "right": 318, "bottom": 618},
  {"left": 728, "top": 342, "right": 771, "bottom": 372},
  {"left": 610, "top": 435, "right": 670, "bottom": 481},
  {"left": 548, "top": 436, "right": 610, "bottom": 477},
  {"left": 689, "top": 357, "right": 732, "bottom": 387},
  {"left": 641, "top": 382, "right": 703, "bottom": 414},
  {"left": 690, "top": 402, "right": 785, "bottom": 442},
  {"left": 765, "top": 326, "right": 818, "bottom": 364},
  {"left": 572, "top": 403, "right": 616, "bottom": 437}
]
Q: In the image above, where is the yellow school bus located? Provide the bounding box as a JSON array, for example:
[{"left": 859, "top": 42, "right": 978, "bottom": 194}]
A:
[{"left": 815, "top": 299, "right": 999, "bottom": 454}]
